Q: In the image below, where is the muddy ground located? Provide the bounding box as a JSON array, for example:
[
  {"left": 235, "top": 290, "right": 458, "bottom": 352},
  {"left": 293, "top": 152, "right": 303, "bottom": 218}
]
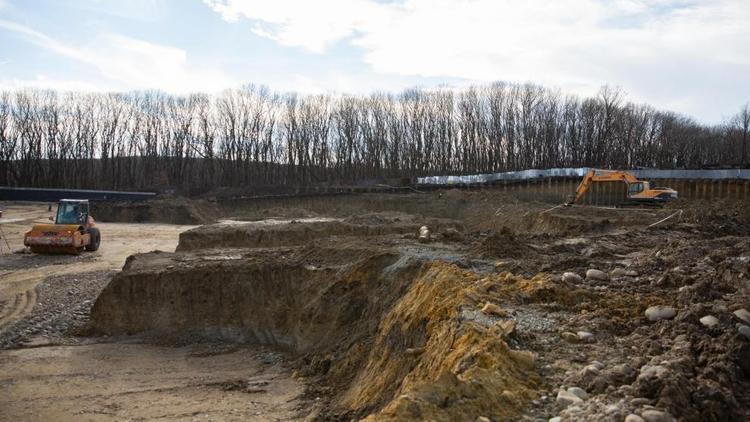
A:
[{"left": 1, "top": 191, "right": 750, "bottom": 421}]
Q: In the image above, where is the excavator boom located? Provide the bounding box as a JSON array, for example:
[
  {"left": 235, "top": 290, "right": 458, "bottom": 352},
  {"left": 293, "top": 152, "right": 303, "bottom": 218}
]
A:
[{"left": 568, "top": 169, "right": 677, "bottom": 206}]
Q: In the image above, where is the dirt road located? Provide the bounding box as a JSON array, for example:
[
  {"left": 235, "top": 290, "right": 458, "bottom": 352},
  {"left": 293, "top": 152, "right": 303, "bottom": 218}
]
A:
[{"left": 0, "top": 202, "right": 192, "bottom": 331}]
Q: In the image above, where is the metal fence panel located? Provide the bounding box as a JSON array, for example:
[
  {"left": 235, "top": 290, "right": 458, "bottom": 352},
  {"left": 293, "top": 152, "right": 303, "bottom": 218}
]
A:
[{"left": 417, "top": 168, "right": 750, "bottom": 185}]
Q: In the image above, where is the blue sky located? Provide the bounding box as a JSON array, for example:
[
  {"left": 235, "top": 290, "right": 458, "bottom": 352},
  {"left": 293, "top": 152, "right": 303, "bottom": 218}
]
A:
[{"left": 0, "top": 0, "right": 748, "bottom": 123}]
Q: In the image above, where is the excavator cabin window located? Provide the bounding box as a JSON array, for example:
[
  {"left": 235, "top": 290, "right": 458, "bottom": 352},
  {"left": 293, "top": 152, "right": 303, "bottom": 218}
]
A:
[{"left": 627, "top": 182, "right": 645, "bottom": 195}]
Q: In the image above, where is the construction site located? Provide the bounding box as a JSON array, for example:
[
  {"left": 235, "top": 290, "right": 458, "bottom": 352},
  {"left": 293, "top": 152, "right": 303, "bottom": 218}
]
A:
[{"left": 1, "top": 169, "right": 749, "bottom": 422}]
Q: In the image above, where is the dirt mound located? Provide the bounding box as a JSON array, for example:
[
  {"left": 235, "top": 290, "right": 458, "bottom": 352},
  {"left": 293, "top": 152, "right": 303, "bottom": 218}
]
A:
[
  {"left": 473, "top": 226, "right": 530, "bottom": 258},
  {"left": 176, "top": 216, "right": 463, "bottom": 252},
  {"left": 92, "top": 198, "right": 219, "bottom": 225},
  {"left": 243, "top": 206, "right": 320, "bottom": 221},
  {"left": 90, "top": 249, "right": 540, "bottom": 420},
  {"left": 342, "top": 211, "right": 419, "bottom": 226},
  {"left": 676, "top": 199, "right": 750, "bottom": 236}
]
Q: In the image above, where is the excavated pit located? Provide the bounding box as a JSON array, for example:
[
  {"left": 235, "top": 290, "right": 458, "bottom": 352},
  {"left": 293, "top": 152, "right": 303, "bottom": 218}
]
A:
[
  {"left": 90, "top": 238, "right": 541, "bottom": 420},
  {"left": 81, "top": 195, "right": 750, "bottom": 421}
]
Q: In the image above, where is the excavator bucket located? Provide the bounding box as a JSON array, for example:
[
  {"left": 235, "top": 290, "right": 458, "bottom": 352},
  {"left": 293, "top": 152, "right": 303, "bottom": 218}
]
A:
[{"left": 24, "top": 223, "right": 89, "bottom": 255}]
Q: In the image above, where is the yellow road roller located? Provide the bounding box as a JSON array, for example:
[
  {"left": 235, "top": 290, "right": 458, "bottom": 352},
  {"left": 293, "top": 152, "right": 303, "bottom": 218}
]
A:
[{"left": 24, "top": 199, "right": 101, "bottom": 255}]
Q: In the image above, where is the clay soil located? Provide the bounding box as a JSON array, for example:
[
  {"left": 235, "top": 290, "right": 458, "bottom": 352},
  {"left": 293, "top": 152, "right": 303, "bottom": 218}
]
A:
[{"left": 1, "top": 191, "right": 750, "bottom": 421}]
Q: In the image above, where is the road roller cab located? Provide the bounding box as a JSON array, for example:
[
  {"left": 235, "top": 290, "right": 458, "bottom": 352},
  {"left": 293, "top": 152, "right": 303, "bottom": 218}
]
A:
[{"left": 24, "top": 199, "right": 101, "bottom": 255}]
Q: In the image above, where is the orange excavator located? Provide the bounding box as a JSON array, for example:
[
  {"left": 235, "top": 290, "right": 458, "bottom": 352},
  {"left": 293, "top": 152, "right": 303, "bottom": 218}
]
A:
[
  {"left": 24, "top": 199, "right": 101, "bottom": 254},
  {"left": 567, "top": 169, "right": 678, "bottom": 206}
]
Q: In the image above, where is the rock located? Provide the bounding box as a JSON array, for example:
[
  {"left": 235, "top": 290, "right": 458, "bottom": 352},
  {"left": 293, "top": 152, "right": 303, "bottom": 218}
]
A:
[
  {"left": 577, "top": 331, "right": 595, "bottom": 343},
  {"left": 699, "top": 315, "right": 719, "bottom": 328},
  {"left": 566, "top": 386, "right": 589, "bottom": 400},
  {"left": 549, "top": 417, "right": 561, "bottom": 422},
  {"left": 638, "top": 365, "right": 668, "bottom": 380},
  {"left": 418, "top": 225, "right": 430, "bottom": 243},
  {"left": 610, "top": 267, "right": 628, "bottom": 278},
  {"left": 733, "top": 308, "right": 750, "bottom": 325},
  {"left": 476, "top": 417, "right": 491, "bottom": 422},
  {"left": 640, "top": 409, "right": 676, "bottom": 422},
  {"left": 625, "top": 415, "right": 645, "bottom": 422},
  {"left": 738, "top": 324, "right": 750, "bottom": 340},
  {"left": 562, "top": 272, "right": 583, "bottom": 283},
  {"left": 481, "top": 302, "right": 506, "bottom": 317},
  {"left": 556, "top": 389, "right": 584, "bottom": 407},
  {"left": 561, "top": 331, "right": 580, "bottom": 343},
  {"left": 581, "top": 364, "right": 600, "bottom": 376},
  {"left": 604, "top": 404, "right": 620, "bottom": 414},
  {"left": 645, "top": 305, "right": 676, "bottom": 322},
  {"left": 713, "top": 303, "right": 728, "bottom": 313},
  {"left": 586, "top": 269, "right": 608, "bottom": 281}
]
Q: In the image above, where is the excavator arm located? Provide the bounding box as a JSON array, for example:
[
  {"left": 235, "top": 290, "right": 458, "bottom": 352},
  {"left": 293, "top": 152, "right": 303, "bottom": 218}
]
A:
[{"left": 568, "top": 169, "right": 640, "bottom": 205}]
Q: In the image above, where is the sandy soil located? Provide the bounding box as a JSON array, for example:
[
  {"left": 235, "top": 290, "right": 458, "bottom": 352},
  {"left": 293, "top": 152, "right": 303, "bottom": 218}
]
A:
[{"left": 0, "top": 342, "right": 308, "bottom": 421}]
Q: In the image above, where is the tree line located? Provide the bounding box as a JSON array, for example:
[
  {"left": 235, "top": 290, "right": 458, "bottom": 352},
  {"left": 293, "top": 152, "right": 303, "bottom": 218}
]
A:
[{"left": 0, "top": 83, "right": 748, "bottom": 192}]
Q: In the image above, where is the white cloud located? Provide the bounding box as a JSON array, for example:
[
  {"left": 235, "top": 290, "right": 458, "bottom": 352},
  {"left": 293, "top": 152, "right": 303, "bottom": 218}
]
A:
[
  {"left": 204, "top": 0, "right": 385, "bottom": 53},
  {"left": 0, "top": 75, "right": 105, "bottom": 93},
  {"left": 0, "top": 19, "right": 236, "bottom": 94},
  {"left": 205, "top": 0, "right": 750, "bottom": 120}
]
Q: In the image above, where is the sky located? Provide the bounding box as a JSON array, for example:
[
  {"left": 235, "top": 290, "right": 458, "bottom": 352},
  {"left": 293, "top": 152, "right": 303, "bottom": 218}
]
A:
[{"left": 0, "top": 0, "right": 748, "bottom": 123}]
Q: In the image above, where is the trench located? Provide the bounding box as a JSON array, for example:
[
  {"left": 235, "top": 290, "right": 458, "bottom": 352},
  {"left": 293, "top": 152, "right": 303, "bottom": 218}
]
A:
[{"left": 89, "top": 249, "right": 540, "bottom": 420}]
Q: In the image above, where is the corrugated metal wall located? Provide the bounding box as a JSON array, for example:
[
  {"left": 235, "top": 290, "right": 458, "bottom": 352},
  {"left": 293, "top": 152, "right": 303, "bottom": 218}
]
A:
[{"left": 417, "top": 168, "right": 750, "bottom": 204}]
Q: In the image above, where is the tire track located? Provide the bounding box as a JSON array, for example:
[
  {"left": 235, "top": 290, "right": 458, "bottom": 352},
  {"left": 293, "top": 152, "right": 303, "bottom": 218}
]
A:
[{"left": 0, "top": 288, "right": 37, "bottom": 332}]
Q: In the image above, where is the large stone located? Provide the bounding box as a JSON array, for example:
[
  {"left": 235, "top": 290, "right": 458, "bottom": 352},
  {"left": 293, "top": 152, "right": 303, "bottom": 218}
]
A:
[
  {"left": 641, "top": 409, "right": 676, "bottom": 422},
  {"left": 566, "top": 386, "right": 589, "bottom": 400},
  {"left": 625, "top": 415, "right": 645, "bottom": 422},
  {"left": 418, "top": 225, "right": 431, "bottom": 243},
  {"left": 586, "top": 269, "right": 608, "bottom": 281},
  {"left": 556, "top": 389, "right": 584, "bottom": 407},
  {"left": 562, "top": 272, "right": 583, "bottom": 284},
  {"left": 556, "top": 390, "right": 583, "bottom": 407},
  {"left": 734, "top": 308, "right": 750, "bottom": 325},
  {"left": 699, "top": 315, "right": 719, "bottom": 328},
  {"left": 645, "top": 305, "right": 677, "bottom": 322},
  {"left": 638, "top": 364, "right": 668, "bottom": 380},
  {"left": 610, "top": 267, "right": 628, "bottom": 278}
]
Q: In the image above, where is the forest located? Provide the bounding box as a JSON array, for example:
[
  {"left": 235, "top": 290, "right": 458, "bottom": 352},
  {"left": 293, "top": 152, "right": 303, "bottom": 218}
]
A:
[{"left": 1, "top": 83, "right": 748, "bottom": 192}]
